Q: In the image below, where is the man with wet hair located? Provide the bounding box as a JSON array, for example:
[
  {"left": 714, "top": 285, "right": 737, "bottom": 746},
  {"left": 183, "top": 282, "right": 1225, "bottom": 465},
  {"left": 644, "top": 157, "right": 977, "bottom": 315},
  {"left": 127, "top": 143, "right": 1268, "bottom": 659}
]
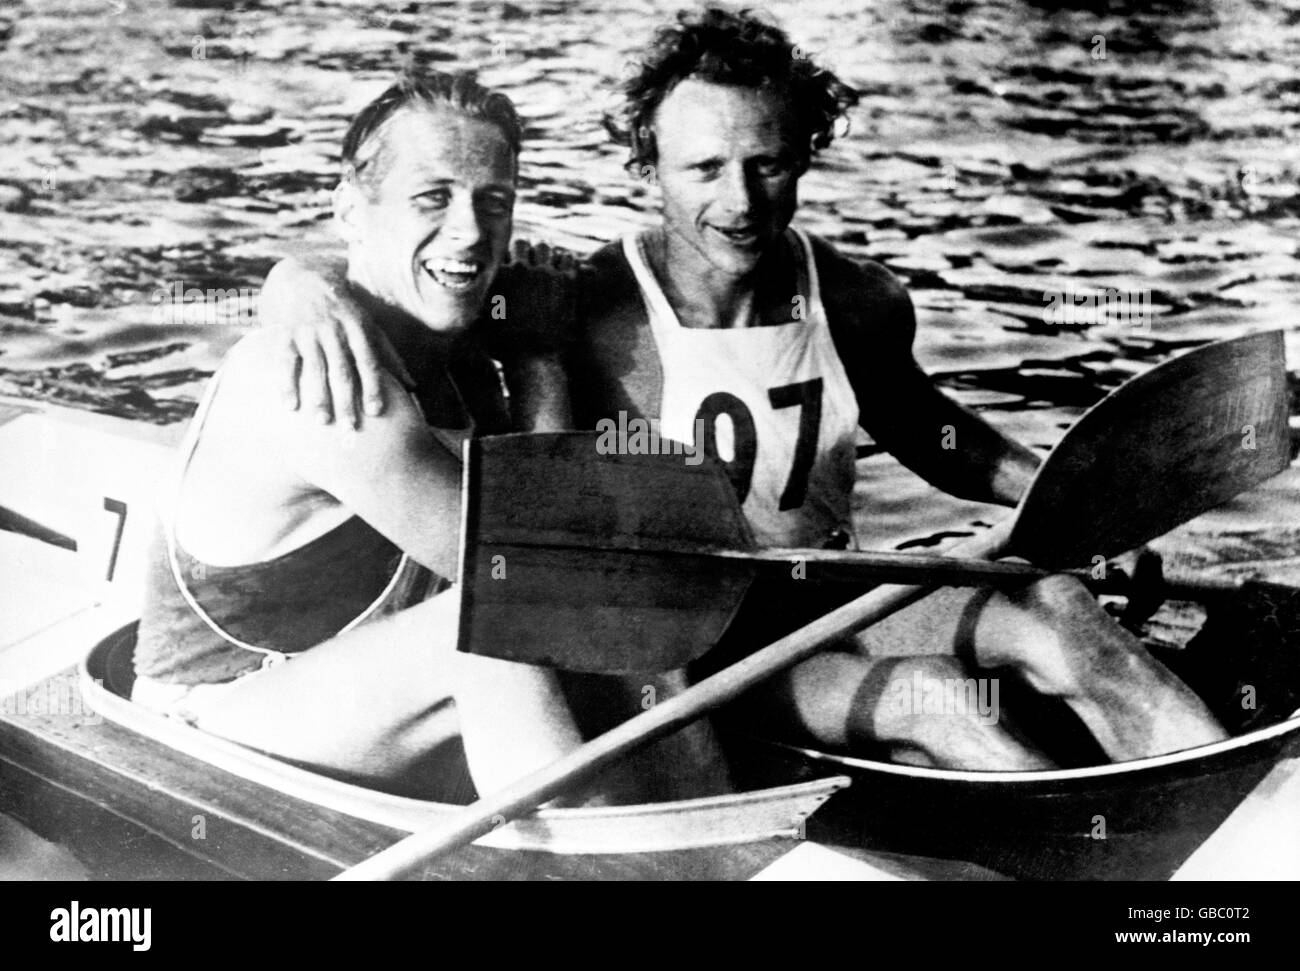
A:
[
  {"left": 260, "top": 9, "right": 1225, "bottom": 769},
  {"left": 132, "top": 67, "right": 727, "bottom": 803}
]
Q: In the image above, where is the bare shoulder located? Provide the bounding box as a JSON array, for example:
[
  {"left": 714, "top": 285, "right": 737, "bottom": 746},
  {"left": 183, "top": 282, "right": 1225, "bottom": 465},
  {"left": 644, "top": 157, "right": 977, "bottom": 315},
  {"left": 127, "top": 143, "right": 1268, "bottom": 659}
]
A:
[
  {"left": 808, "top": 234, "right": 917, "bottom": 359},
  {"left": 178, "top": 332, "right": 307, "bottom": 503},
  {"left": 208, "top": 330, "right": 291, "bottom": 425},
  {"left": 219, "top": 331, "right": 425, "bottom": 459},
  {"left": 582, "top": 239, "right": 637, "bottom": 288}
]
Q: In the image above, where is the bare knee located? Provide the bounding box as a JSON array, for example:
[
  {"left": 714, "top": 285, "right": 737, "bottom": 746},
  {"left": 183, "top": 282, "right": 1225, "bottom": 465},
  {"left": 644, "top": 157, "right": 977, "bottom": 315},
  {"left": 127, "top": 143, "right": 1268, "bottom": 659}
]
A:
[
  {"left": 973, "top": 574, "right": 1128, "bottom": 696},
  {"left": 1008, "top": 573, "right": 1102, "bottom": 620},
  {"left": 868, "top": 656, "right": 1053, "bottom": 771}
]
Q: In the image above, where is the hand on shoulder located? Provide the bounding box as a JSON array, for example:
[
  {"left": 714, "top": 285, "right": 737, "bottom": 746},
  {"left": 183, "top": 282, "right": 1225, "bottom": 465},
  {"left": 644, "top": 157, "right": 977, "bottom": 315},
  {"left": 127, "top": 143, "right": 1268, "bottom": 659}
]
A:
[
  {"left": 481, "top": 238, "right": 582, "bottom": 358},
  {"left": 222, "top": 331, "right": 421, "bottom": 453},
  {"left": 259, "top": 255, "right": 412, "bottom": 426}
]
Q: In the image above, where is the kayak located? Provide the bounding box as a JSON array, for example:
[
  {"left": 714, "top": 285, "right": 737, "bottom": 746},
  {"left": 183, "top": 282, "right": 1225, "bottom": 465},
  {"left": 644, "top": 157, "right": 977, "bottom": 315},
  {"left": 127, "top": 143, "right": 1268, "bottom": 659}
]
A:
[{"left": 2, "top": 394, "right": 1298, "bottom": 880}]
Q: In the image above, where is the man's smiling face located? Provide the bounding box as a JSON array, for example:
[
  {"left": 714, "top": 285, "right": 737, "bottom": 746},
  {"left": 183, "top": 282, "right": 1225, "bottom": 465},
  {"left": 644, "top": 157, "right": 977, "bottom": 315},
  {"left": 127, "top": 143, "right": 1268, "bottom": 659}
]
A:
[
  {"left": 651, "top": 79, "right": 804, "bottom": 280},
  {"left": 338, "top": 103, "right": 516, "bottom": 332}
]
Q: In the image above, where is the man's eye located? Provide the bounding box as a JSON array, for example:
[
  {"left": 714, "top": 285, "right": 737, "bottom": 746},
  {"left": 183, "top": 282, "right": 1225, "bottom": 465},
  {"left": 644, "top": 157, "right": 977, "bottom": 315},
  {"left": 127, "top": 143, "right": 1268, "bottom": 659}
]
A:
[
  {"left": 416, "top": 189, "right": 451, "bottom": 208},
  {"left": 754, "top": 159, "right": 790, "bottom": 178}
]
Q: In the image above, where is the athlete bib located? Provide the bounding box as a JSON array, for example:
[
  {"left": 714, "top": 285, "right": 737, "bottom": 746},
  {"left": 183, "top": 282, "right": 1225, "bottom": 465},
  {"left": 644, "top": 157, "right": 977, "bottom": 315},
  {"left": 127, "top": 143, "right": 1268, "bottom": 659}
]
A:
[{"left": 623, "top": 228, "right": 861, "bottom": 548}]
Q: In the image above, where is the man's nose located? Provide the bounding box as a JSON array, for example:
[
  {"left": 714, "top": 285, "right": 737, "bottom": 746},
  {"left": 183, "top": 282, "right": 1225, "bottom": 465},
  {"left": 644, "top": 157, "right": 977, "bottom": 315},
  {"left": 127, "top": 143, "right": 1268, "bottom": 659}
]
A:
[
  {"left": 718, "top": 165, "right": 755, "bottom": 217},
  {"left": 440, "top": 194, "right": 485, "bottom": 248}
]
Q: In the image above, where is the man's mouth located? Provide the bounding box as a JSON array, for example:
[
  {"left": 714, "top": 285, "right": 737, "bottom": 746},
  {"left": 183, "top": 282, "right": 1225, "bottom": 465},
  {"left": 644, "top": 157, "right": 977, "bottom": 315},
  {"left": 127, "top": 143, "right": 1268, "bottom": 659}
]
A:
[
  {"left": 709, "top": 224, "right": 760, "bottom": 247},
  {"left": 421, "top": 257, "right": 485, "bottom": 292}
]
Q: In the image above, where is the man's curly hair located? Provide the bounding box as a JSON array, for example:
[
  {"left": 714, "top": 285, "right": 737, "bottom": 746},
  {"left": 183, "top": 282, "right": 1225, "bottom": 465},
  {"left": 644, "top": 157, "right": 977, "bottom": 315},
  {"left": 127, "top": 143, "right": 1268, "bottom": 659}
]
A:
[{"left": 605, "top": 6, "right": 860, "bottom": 173}]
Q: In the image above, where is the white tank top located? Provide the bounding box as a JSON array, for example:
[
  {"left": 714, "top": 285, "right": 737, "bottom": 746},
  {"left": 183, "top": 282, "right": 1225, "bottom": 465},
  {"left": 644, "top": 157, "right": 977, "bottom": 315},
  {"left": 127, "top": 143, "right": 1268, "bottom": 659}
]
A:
[{"left": 623, "top": 227, "right": 860, "bottom": 548}]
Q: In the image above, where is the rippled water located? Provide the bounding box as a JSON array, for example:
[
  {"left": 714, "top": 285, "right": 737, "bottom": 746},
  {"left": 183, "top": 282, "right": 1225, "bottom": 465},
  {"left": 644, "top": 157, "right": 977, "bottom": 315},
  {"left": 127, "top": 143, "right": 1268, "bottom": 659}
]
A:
[{"left": 2, "top": 0, "right": 1299, "bottom": 546}]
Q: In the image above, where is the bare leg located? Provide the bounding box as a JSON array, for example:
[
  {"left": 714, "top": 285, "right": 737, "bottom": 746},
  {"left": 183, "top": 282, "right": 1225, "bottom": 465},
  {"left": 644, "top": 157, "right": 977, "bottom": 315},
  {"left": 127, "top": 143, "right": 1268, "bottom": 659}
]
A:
[
  {"left": 967, "top": 574, "right": 1227, "bottom": 760},
  {"left": 646, "top": 669, "right": 734, "bottom": 798},
  {"left": 733, "top": 652, "right": 1054, "bottom": 771},
  {"left": 188, "top": 589, "right": 731, "bottom": 803},
  {"left": 460, "top": 656, "right": 733, "bottom": 804},
  {"left": 850, "top": 577, "right": 1226, "bottom": 760},
  {"left": 554, "top": 667, "right": 734, "bottom": 802},
  {"left": 191, "top": 591, "right": 468, "bottom": 788}
]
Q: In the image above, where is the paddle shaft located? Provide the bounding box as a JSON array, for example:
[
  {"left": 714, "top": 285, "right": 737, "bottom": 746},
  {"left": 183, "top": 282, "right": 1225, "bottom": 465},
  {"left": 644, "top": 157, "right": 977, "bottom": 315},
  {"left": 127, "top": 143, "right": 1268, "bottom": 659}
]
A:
[
  {"left": 497, "top": 538, "right": 1051, "bottom": 586},
  {"left": 493, "top": 537, "right": 1258, "bottom": 597},
  {"left": 739, "top": 551, "right": 1251, "bottom": 600},
  {"left": 485, "top": 531, "right": 1257, "bottom": 601}
]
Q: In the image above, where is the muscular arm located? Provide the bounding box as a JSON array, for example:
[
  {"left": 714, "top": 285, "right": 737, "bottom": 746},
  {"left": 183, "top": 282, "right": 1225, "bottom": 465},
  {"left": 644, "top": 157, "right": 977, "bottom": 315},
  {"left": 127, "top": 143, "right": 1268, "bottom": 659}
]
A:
[{"left": 816, "top": 241, "right": 1040, "bottom": 507}]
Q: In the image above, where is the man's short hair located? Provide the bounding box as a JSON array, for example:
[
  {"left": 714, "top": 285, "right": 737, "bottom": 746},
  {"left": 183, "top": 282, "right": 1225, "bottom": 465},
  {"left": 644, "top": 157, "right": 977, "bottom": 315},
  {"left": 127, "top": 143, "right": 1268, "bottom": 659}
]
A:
[
  {"left": 341, "top": 66, "right": 523, "bottom": 195},
  {"left": 606, "top": 6, "right": 860, "bottom": 173}
]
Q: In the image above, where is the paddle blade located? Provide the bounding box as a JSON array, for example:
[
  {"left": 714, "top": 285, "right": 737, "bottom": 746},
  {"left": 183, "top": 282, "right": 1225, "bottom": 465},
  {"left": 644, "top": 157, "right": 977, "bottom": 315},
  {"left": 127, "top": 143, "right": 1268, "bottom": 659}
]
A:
[
  {"left": 457, "top": 432, "right": 754, "bottom": 673},
  {"left": 1010, "top": 331, "right": 1291, "bottom": 568}
]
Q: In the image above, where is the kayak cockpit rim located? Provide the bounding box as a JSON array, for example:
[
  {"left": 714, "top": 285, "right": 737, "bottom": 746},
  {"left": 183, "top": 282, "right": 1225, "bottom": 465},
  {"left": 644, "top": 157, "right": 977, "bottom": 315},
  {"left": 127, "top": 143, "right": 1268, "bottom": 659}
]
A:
[
  {"left": 761, "top": 707, "right": 1300, "bottom": 785},
  {"left": 75, "top": 633, "right": 851, "bottom": 855}
]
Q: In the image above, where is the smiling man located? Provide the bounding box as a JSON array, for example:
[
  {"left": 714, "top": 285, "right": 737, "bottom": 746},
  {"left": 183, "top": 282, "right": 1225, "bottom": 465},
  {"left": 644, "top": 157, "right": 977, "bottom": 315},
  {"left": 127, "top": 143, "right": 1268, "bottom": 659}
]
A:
[
  {"left": 260, "top": 10, "right": 1226, "bottom": 770},
  {"left": 130, "top": 69, "right": 727, "bottom": 802}
]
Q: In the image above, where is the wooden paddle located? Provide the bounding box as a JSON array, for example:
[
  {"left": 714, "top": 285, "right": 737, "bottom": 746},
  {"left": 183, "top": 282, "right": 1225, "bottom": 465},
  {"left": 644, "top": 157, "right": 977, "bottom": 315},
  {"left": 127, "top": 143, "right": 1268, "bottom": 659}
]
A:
[
  {"left": 459, "top": 330, "right": 1292, "bottom": 673},
  {"left": 457, "top": 431, "right": 1067, "bottom": 673},
  {"left": 456, "top": 435, "right": 1281, "bottom": 673},
  {"left": 335, "top": 330, "right": 1290, "bottom": 880}
]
